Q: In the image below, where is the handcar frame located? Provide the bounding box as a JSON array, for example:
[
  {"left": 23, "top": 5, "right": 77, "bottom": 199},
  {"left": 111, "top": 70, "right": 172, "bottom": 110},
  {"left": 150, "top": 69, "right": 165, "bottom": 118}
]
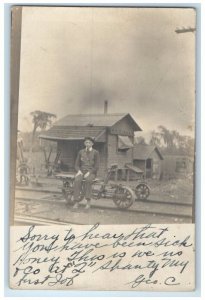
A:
[{"left": 56, "top": 164, "right": 150, "bottom": 209}]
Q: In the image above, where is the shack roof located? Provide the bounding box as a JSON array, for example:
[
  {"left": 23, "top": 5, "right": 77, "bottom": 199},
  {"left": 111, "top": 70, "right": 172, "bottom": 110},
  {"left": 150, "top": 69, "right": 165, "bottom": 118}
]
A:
[
  {"left": 39, "top": 126, "right": 106, "bottom": 142},
  {"left": 133, "top": 144, "right": 163, "bottom": 160},
  {"left": 40, "top": 113, "right": 141, "bottom": 141},
  {"left": 53, "top": 113, "right": 141, "bottom": 129}
]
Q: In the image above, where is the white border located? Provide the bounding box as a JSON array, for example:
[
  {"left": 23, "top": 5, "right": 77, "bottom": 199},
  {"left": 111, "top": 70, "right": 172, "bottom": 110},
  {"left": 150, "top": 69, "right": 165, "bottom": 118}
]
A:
[{"left": 1, "top": 1, "right": 204, "bottom": 299}]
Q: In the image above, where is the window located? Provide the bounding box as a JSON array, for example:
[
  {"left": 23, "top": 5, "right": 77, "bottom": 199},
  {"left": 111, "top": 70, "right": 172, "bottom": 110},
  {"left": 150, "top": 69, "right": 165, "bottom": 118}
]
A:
[
  {"left": 117, "top": 135, "right": 133, "bottom": 152},
  {"left": 176, "top": 159, "right": 186, "bottom": 172},
  {"left": 146, "top": 159, "right": 152, "bottom": 169}
]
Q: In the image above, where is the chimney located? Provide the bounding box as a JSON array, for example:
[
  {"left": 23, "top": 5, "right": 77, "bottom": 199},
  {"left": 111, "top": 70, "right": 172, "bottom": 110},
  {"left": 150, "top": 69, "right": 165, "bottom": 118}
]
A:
[{"left": 104, "top": 100, "right": 108, "bottom": 114}]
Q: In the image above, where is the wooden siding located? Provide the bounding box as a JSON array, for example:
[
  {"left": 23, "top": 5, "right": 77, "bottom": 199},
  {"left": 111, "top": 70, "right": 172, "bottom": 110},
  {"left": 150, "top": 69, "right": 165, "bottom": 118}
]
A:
[
  {"left": 161, "top": 155, "right": 194, "bottom": 179},
  {"left": 133, "top": 149, "right": 162, "bottom": 179},
  {"left": 93, "top": 143, "right": 107, "bottom": 177},
  {"left": 107, "top": 134, "right": 133, "bottom": 169},
  {"left": 55, "top": 115, "right": 138, "bottom": 178},
  {"left": 149, "top": 151, "right": 162, "bottom": 179},
  {"left": 110, "top": 117, "right": 135, "bottom": 136},
  {"left": 133, "top": 160, "right": 146, "bottom": 173}
]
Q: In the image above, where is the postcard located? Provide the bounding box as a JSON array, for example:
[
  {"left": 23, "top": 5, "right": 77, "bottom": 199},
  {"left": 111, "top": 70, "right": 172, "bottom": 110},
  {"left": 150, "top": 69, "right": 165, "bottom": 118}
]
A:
[{"left": 10, "top": 6, "right": 196, "bottom": 291}]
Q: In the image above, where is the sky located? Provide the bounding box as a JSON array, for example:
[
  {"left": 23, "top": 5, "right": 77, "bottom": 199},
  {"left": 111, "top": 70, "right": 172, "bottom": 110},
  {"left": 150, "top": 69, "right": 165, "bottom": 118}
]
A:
[{"left": 18, "top": 6, "right": 196, "bottom": 138}]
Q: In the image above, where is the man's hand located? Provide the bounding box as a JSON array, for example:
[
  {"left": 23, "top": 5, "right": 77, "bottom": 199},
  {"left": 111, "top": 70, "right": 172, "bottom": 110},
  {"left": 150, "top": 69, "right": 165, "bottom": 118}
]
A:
[
  {"left": 75, "top": 170, "right": 83, "bottom": 177},
  {"left": 84, "top": 172, "right": 90, "bottom": 178}
]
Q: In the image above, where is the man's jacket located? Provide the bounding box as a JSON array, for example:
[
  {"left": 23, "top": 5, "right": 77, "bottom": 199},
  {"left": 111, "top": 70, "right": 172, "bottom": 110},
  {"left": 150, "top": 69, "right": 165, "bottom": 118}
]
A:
[{"left": 75, "top": 148, "right": 100, "bottom": 175}]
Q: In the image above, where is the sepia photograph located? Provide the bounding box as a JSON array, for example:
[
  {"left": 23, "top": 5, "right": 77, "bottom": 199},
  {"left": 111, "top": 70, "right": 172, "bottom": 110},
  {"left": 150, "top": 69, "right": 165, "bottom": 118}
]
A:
[
  {"left": 11, "top": 6, "right": 196, "bottom": 226},
  {"left": 8, "top": 5, "right": 198, "bottom": 292}
]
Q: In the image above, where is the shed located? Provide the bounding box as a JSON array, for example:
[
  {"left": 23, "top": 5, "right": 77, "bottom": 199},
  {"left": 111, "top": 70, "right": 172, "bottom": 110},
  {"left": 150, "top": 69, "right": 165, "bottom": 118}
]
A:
[
  {"left": 40, "top": 113, "right": 142, "bottom": 178},
  {"left": 133, "top": 144, "right": 163, "bottom": 179},
  {"left": 161, "top": 155, "right": 194, "bottom": 179}
]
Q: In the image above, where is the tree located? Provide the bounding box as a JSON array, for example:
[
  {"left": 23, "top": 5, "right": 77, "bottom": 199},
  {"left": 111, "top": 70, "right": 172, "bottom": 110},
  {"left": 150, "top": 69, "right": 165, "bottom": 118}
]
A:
[
  {"left": 29, "top": 110, "right": 56, "bottom": 175},
  {"left": 30, "top": 110, "right": 56, "bottom": 148},
  {"left": 149, "top": 130, "right": 161, "bottom": 147},
  {"left": 156, "top": 126, "right": 180, "bottom": 152},
  {"left": 158, "top": 125, "right": 175, "bottom": 148},
  {"left": 149, "top": 125, "right": 194, "bottom": 156},
  {"left": 177, "top": 135, "right": 194, "bottom": 156}
]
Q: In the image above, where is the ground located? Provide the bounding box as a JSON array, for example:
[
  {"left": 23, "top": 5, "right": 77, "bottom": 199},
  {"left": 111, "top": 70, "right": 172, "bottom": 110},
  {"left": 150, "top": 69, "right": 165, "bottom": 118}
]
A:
[
  {"left": 15, "top": 151, "right": 194, "bottom": 224},
  {"left": 14, "top": 172, "right": 194, "bottom": 225},
  {"left": 21, "top": 150, "right": 194, "bottom": 205},
  {"left": 145, "top": 177, "right": 194, "bottom": 204}
]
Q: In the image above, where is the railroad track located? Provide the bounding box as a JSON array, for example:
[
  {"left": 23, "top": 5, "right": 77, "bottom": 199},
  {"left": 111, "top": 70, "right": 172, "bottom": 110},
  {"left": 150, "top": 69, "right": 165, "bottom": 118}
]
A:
[
  {"left": 16, "top": 187, "right": 193, "bottom": 207},
  {"left": 15, "top": 191, "right": 193, "bottom": 221},
  {"left": 14, "top": 215, "right": 84, "bottom": 226}
]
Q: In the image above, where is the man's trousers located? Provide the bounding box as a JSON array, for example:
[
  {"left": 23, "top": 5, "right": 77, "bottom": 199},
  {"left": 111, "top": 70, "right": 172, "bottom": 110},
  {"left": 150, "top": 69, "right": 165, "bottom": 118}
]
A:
[{"left": 73, "top": 173, "right": 95, "bottom": 201}]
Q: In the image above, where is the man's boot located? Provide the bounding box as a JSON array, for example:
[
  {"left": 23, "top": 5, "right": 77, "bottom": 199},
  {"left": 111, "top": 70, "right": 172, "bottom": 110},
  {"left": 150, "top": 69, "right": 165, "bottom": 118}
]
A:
[
  {"left": 85, "top": 199, "right": 91, "bottom": 210},
  {"left": 72, "top": 202, "right": 79, "bottom": 210}
]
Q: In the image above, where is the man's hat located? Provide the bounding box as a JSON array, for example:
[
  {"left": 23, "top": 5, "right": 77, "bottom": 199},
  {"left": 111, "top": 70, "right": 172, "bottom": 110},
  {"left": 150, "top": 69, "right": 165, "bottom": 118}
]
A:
[{"left": 84, "top": 136, "right": 95, "bottom": 143}]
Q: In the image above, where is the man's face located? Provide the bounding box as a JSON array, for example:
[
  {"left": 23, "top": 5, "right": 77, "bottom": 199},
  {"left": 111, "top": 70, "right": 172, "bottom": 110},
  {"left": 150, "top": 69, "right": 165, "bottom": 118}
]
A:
[{"left": 84, "top": 140, "right": 93, "bottom": 148}]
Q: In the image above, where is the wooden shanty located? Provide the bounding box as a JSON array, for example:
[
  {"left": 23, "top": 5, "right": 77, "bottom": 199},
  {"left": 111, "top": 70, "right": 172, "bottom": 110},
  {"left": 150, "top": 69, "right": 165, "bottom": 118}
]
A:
[
  {"left": 161, "top": 155, "right": 194, "bottom": 179},
  {"left": 133, "top": 144, "right": 163, "bottom": 179},
  {"left": 40, "top": 113, "right": 142, "bottom": 178}
]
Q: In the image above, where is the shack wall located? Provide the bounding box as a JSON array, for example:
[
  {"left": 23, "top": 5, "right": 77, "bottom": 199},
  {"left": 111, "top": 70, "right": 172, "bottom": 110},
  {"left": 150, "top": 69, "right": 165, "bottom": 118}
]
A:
[
  {"left": 110, "top": 117, "right": 135, "bottom": 136},
  {"left": 133, "top": 150, "right": 162, "bottom": 179},
  {"left": 107, "top": 134, "right": 133, "bottom": 169},
  {"left": 162, "top": 155, "right": 194, "bottom": 179},
  {"left": 149, "top": 150, "right": 162, "bottom": 179},
  {"left": 133, "top": 160, "right": 145, "bottom": 173}
]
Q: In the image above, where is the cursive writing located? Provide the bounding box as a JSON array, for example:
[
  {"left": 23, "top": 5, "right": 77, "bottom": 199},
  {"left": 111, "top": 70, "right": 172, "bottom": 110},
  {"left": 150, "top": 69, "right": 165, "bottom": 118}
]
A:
[{"left": 10, "top": 224, "right": 194, "bottom": 290}]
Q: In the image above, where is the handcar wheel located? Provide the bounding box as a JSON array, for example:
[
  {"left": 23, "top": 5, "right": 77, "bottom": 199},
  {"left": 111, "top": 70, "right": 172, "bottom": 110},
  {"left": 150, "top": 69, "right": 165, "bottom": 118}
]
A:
[
  {"left": 113, "top": 186, "right": 135, "bottom": 209},
  {"left": 75, "top": 191, "right": 84, "bottom": 202},
  {"left": 62, "top": 181, "right": 73, "bottom": 205},
  {"left": 62, "top": 189, "right": 73, "bottom": 205},
  {"left": 135, "top": 183, "right": 150, "bottom": 200}
]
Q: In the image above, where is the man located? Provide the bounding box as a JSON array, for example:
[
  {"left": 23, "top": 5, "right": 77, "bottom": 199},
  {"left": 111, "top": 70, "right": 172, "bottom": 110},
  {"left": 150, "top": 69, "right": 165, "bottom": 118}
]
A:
[{"left": 73, "top": 137, "right": 100, "bottom": 209}]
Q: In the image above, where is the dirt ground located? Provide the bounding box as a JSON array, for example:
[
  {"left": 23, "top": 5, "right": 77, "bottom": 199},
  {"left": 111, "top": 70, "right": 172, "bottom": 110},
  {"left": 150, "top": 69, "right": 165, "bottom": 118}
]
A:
[
  {"left": 27, "top": 174, "right": 194, "bottom": 204},
  {"left": 17, "top": 149, "right": 194, "bottom": 225},
  {"left": 22, "top": 151, "right": 194, "bottom": 205},
  {"left": 145, "top": 177, "right": 194, "bottom": 204}
]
